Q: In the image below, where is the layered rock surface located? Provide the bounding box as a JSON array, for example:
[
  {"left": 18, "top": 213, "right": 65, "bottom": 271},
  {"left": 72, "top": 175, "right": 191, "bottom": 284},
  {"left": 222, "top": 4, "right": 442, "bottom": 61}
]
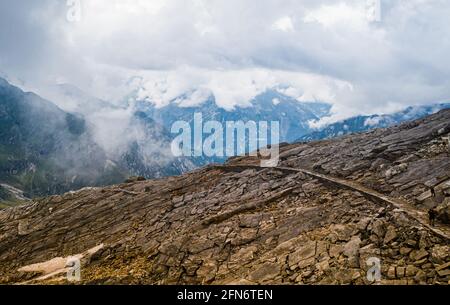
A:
[{"left": 0, "top": 110, "right": 449, "bottom": 285}]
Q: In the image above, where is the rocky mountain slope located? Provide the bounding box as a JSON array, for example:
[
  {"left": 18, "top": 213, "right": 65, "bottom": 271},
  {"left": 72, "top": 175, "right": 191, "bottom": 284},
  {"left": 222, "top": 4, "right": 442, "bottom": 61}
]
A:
[
  {"left": 0, "top": 78, "right": 197, "bottom": 202},
  {"left": 0, "top": 110, "right": 449, "bottom": 285}
]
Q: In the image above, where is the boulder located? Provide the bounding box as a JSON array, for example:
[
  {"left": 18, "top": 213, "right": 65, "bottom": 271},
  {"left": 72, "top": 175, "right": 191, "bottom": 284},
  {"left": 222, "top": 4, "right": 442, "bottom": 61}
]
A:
[
  {"left": 330, "top": 224, "right": 354, "bottom": 242},
  {"left": 370, "top": 219, "right": 386, "bottom": 238},
  {"left": 384, "top": 226, "right": 398, "bottom": 244},
  {"left": 343, "top": 236, "right": 361, "bottom": 258},
  {"left": 430, "top": 245, "right": 449, "bottom": 263},
  {"left": 436, "top": 202, "right": 450, "bottom": 224}
]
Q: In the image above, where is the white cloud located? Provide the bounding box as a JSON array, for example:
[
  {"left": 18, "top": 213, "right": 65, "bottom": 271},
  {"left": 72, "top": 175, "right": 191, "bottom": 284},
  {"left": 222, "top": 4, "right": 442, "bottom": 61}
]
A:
[
  {"left": 272, "top": 16, "right": 295, "bottom": 32},
  {"left": 132, "top": 66, "right": 352, "bottom": 110},
  {"left": 364, "top": 116, "right": 382, "bottom": 127},
  {"left": 1, "top": 0, "right": 450, "bottom": 124},
  {"left": 303, "top": 2, "right": 366, "bottom": 29}
]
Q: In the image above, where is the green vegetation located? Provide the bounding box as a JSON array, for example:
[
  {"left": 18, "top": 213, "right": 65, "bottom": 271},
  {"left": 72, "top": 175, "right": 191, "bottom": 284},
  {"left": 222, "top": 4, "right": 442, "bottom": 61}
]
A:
[{"left": 0, "top": 185, "right": 24, "bottom": 209}]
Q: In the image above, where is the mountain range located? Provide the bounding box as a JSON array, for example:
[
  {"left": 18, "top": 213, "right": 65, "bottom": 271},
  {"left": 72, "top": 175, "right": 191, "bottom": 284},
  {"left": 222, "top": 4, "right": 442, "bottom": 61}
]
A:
[
  {"left": 134, "top": 88, "right": 450, "bottom": 148},
  {"left": 1, "top": 108, "right": 448, "bottom": 284},
  {"left": 1, "top": 77, "right": 450, "bottom": 205},
  {"left": 298, "top": 103, "right": 450, "bottom": 142},
  {"left": 0, "top": 78, "right": 196, "bottom": 202},
  {"left": 138, "top": 90, "right": 331, "bottom": 143}
]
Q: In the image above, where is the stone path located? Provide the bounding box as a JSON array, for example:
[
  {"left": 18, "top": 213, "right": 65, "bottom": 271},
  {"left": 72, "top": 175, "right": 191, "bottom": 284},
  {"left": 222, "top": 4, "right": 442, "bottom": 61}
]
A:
[{"left": 213, "top": 164, "right": 450, "bottom": 241}]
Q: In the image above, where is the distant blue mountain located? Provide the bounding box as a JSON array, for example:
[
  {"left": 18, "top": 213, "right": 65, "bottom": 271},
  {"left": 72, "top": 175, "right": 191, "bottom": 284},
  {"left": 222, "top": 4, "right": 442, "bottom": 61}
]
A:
[
  {"left": 137, "top": 90, "right": 332, "bottom": 144},
  {"left": 297, "top": 103, "right": 450, "bottom": 142}
]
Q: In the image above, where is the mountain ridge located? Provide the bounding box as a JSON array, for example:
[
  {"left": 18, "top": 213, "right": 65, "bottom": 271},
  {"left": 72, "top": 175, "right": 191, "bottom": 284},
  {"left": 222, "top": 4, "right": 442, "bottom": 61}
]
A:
[
  {"left": 1, "top": 77, "right": 450, "bottom": 207},
  {"left": 0, "top": 109, "right": 448, "bottom": 285},
  {"left": 0, "top": 78, "right": 197, "bottom": 201},
  {"left": 137, "top": 90, "right": 332, "bottom": 143},
  {"left": 298, "top": 103, "right": 450, "bottom": 142}
]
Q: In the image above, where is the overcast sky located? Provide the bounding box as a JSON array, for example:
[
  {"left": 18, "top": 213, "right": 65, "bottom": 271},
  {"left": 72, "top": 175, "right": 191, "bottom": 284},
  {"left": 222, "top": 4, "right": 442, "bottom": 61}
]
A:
[{"left": 1, "top": 0, "right": 450, "bottom": 121}]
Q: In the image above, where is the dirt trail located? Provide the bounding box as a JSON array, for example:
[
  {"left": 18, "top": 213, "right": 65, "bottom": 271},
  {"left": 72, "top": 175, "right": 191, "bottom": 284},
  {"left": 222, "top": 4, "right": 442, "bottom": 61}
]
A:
[{"left": 214, "top": 164, "right": 450, "bottom": 241}]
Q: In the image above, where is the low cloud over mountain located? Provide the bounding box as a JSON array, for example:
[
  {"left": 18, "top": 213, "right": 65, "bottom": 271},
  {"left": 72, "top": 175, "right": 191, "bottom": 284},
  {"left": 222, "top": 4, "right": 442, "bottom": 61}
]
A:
[{"left": 1, "top": 1, "right": 450, "bottom": 123}]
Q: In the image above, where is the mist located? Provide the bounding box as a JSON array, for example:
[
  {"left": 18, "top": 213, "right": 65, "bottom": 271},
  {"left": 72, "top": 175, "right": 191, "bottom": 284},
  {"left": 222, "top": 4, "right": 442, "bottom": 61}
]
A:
[{"left": 1, "top": 0, "right": 450, "bottom": 125}]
